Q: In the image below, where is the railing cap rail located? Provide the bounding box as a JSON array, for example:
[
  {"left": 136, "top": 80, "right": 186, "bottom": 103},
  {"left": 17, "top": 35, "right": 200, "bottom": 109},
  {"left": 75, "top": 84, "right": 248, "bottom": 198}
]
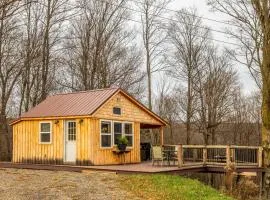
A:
[
  {"left": 182, "top": 145, "right": 205, "bottom": 148},
  {"left": 230, "top": 145, "right": 260, "bottom": 149}
]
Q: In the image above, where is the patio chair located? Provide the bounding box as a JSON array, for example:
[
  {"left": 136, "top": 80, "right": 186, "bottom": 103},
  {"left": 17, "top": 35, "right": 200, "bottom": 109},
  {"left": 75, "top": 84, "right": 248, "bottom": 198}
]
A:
[{"left": 152, "top": 146, "right": 165, "bottom": 166}]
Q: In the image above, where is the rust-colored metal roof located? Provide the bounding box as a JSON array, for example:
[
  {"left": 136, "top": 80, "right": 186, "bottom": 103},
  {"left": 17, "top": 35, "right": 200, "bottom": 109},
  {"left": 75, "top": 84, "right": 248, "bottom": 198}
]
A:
[{"left": 21, "top": 87, "right": 119, "bottom": 118}]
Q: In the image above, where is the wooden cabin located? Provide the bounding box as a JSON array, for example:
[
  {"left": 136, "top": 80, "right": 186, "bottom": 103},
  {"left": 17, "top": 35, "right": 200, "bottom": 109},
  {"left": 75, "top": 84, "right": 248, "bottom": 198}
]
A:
[{"left": 11, "top": 88, "right": 167, "bottom": 165}]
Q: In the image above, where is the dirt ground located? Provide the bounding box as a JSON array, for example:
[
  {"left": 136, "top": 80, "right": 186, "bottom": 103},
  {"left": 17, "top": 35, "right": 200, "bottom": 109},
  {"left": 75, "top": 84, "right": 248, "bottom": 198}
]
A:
[{"left": 0, "top": 168, "right": 142, "bottom": 200}]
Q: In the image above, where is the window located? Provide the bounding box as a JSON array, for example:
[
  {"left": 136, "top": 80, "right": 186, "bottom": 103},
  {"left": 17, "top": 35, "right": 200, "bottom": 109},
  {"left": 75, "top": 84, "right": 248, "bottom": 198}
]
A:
[
  {"left": 100, "top": 120, "right": 133, "bottom": 148},
  {"left": 40, "top": 122, "right": 52, "bottom": 143},
  {"left": 114, "top": 122, "right": 122, "bottom": 145},
  {"left": 101, "top": 121, "right": 112, "bottom": 147},
  {"left": 113, "top": 107, "right": 121, "bottom": 115},
  {"left": 68, "top": 121, "right": 76, "bottom": 141},
  {"left": 124, "top": 123, "right": 133, "bottom": 147}
]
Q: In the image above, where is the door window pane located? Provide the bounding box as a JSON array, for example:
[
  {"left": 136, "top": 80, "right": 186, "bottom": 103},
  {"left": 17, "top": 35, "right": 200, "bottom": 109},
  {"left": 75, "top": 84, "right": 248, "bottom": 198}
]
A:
[{"left": 68, "top": 122, "right": 76, "bottom": 141}]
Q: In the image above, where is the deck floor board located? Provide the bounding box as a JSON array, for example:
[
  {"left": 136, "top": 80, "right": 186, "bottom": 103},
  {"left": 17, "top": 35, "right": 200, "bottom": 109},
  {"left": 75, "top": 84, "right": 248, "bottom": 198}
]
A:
[{"left": 0, "top": 162, "right": 265, "bottom": 174}]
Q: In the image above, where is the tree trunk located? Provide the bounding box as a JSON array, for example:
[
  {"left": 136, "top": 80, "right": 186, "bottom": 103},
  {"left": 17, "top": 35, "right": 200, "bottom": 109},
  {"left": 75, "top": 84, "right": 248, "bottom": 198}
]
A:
[
  {"left": 262, "top": 76, "right": 270, "bottom": 167},
  {"left": 0, "top": 110, "right": 10, "bottom": 161},
  {"left": 261, "top": 22, "right": 270, "bottom": 167},
  {"left": 186, "top": 75, "right": 192, "bottom": 144},
  {"left": 146, "top": 39, "right": 152, "bottom": 110}
]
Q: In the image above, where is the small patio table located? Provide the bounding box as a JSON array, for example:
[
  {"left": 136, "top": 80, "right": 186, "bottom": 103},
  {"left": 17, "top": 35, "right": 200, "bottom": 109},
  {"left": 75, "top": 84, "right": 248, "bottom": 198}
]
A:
[{"left": 162, "top": 150, "right": 177, "bottom": 166}]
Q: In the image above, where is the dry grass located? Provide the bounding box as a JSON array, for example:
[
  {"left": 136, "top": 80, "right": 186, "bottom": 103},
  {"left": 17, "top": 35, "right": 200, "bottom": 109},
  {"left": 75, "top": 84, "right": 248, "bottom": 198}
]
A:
[
  {"left": 0, "top": 168, "right": 235, "bottom": 200},
  {"left": 0, "top": 168, "right": 141, "bottom": 200}
]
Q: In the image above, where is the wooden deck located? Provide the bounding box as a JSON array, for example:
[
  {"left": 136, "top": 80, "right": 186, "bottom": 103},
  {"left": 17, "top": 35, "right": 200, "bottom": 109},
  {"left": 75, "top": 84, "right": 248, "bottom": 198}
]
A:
[
  {"left": 0, "top": 145, "right": 264, "bottom": 174},
  {"left": 0, "top": 161, "right": 265, "bottom": 174}
]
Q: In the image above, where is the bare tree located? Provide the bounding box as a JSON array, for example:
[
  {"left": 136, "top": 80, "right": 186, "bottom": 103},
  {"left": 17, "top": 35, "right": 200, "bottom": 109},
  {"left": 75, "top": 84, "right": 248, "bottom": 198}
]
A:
[
  {"left": 154, "top": 77, "right": 179, "bottom": 143},
  {"left": 207, "top": 0, "right": 270, "bottom": 169},
  {"left": 61, "top": 0, "right": 144, "bottom": 95},
  {"left": 18, "top": 0, "right": 43, "bottom": 114},
  {"left": 194, "top": 47, "right": 238, "bottom": 145},
  {"left": 207, "top": 0, "right": 262, "bottom": 89},
  {"left": 17, "top": 0, "right": 69, "bottom": 114},
  {"left": 229, "top": 88, "right": 261, "bottom": 145},
  {"left": 0, "top": 0, "right": 22, "bottom": 160},
  {"left": 167, "top": 8, "right": 210, "bottom": 144},
  {"left": 0, "top": 0, "right": 26, "bottom": 20},
  {"left": 137, "top": 0, "right": 171, "bottom": 110},
  {"left": 39, "top": 0, "right": 69, "bottom": 102}
]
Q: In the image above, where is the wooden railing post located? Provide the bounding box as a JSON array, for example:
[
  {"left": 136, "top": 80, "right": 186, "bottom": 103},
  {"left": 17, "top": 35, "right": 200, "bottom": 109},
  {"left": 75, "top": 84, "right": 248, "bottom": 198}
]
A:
[
  {"left": 160, "top": 127, "right": 164, "bottom": 146},
  {"left": 226, "top": 145, "right": 231, "bottom": 167},
  {"left": 203, "top": 146, "right": 207, "bottom": 165},
  {"left": 258, "top": 146, "right": 263, "bottom": 167},
  {"left": 231, "top": 147, "right": 235, "bottom": 164},
  {"left": 177, "top": 145, "right": 183, "bottom": 168}
]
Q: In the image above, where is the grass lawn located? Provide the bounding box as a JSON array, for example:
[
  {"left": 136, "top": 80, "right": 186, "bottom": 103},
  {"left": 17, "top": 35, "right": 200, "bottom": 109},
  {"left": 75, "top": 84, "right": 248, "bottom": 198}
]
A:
[{"left": 120, "top": 174, "right": 234, "bottom": 200}]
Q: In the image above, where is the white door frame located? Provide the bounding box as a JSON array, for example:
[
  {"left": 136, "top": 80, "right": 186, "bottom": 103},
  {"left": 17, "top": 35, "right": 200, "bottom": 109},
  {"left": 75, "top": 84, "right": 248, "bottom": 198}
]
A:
[{"left": 64, "top": 120, "right": 77, "bottom": 163}]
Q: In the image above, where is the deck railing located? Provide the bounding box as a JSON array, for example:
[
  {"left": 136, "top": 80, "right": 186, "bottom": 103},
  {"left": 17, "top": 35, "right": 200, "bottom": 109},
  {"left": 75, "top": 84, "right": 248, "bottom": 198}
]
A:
[{"left": 169, "top": 145, "right": 263, "bottom": 168}]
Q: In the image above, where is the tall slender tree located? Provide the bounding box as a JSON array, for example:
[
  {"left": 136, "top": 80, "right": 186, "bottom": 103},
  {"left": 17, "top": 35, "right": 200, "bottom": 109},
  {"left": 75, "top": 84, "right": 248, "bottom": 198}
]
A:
[
  {"left": 0, "top": 0, "right": 22, "bottom": 160},
  {"left": 207, "top": 0, "right": 270, "bottom": 169},
  {"left": 137, "top": 0, "right": 170, "bottom": 110},
  {"left": 61, "top": 0, "right": 144, "bottom": 95},
  {"left": 167, "top": 8, "right": 210, "bottom": 144}
]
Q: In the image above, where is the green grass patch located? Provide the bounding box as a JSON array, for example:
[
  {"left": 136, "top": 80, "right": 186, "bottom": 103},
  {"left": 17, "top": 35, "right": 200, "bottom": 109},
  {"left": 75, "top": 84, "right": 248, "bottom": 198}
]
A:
[{"left": 119, "top": 174, "right": 234, "bottom": 200}]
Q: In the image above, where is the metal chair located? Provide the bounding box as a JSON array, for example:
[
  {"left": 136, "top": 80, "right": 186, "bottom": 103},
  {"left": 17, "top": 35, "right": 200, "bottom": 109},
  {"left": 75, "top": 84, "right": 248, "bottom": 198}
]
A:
[{"left": 152, "top": 146, "right": 165, "bottom": 166}]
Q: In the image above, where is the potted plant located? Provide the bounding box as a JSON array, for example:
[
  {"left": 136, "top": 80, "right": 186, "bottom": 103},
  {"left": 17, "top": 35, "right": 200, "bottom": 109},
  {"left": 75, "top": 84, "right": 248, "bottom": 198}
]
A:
[{"left": 117, "top": 136, "right": 128, "bottom": 151}]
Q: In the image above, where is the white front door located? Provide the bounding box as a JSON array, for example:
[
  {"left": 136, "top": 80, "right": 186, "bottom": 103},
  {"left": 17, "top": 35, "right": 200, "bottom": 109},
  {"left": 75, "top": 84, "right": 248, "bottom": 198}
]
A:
[{"left": 65, "top": 121, "right": 76, "bottom": 163}]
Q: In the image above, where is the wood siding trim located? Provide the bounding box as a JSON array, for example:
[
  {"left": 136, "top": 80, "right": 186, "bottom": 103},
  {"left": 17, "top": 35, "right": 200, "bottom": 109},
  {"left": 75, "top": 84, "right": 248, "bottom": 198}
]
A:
[{"left": 10, "top": 115, "right": 92, "bottom": 125}]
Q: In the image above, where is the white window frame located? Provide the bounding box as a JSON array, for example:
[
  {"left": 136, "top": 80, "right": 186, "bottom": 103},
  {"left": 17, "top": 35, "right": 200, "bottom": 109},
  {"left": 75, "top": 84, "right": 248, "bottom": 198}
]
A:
[
  {"left": 123, "top": 122, "right": 134, "bottom": 148},
  {"left": 100, "top": 120, "right": 134, "bottom": 149},
  {"left": 100, "top": 120, "right": 113, "bottom": 148},
  {"left": 113, "top": 121, "right": 123, "bottom": 146},
  {"left": 39, "top": 121, "right": 52, "bottom": 144}
]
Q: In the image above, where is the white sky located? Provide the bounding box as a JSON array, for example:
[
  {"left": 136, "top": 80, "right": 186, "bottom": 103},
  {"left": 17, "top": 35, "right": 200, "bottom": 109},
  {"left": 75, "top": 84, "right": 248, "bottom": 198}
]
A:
[{"left": 159, "top": 0, "right": 258, "bottom": 94}]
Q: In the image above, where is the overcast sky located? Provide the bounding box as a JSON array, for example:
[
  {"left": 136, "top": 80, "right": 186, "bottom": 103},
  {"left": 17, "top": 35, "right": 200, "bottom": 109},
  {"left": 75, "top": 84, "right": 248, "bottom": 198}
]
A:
[{"left": 160, "top": 0, "right": 258, "bottom": 94}]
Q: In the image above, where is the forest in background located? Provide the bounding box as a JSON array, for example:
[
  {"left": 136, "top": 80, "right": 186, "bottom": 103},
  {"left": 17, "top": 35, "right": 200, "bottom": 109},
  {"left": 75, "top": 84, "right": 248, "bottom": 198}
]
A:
[{"left": 0, "top": 0, "right": 262, "bottom": 160}]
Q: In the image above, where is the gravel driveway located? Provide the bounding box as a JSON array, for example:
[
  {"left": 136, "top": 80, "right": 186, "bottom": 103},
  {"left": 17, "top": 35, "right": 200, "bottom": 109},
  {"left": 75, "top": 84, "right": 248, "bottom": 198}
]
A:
[{"left": 0, "top": 168, "right": 141, "bottom": 200}]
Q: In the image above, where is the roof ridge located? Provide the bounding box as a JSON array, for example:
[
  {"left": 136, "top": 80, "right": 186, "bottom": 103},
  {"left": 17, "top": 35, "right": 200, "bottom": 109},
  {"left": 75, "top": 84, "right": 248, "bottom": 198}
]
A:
[{"left": 50, "top": 87, "right": 119, "bottom": 97}]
